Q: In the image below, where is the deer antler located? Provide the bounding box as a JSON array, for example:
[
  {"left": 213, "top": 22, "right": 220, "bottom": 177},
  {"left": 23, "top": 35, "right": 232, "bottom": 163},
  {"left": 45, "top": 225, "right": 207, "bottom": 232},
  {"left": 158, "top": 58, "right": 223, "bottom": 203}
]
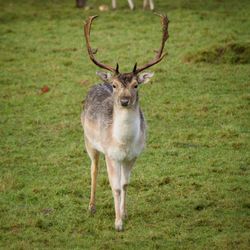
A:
[
  {"left": 84, "top": 15, "right": 118, "bottom": 73},
  {"left": 133, "top": 13, "right": 169, "bottom": 74}
]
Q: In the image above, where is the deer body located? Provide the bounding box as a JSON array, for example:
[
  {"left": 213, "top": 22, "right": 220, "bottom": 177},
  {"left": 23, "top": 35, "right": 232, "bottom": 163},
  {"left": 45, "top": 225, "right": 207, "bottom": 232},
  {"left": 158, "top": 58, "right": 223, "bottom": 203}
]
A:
[
  {"left": 82, "top": 83, "right": 145, "bottom": 162},
  {"left": 82, "top": 76, "right": 148, "bottom": 231},
  {"left": 82, "top": 14, "right": 169, "bottom": 231}
]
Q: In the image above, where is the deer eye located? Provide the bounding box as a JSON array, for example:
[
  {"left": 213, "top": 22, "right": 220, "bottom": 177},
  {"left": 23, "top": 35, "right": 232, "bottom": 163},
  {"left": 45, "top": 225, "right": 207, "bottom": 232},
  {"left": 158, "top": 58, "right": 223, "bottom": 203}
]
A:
[
  {"left": 134, "top": 85, "right": 138, "bottom": 89},
  {"left": 112, "top": 84, "right": 116, "bottom": 89}
]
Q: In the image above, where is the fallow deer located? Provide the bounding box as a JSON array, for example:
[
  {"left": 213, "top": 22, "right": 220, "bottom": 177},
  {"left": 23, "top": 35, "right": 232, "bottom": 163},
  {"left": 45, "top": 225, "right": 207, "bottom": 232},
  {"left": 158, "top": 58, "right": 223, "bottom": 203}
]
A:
[{"left": 81, "top": 14, "right": 169, "bottom": 231}]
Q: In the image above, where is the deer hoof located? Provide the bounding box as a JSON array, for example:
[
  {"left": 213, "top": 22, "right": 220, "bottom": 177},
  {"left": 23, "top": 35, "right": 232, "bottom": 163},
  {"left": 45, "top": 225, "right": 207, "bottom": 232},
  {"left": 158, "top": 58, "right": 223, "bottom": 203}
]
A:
[
  {"left": 115, "top": 220, "right": 123, "bottom": 232},
  {"left": 89, "top": 204, "right": 96, "bottom": 214}
]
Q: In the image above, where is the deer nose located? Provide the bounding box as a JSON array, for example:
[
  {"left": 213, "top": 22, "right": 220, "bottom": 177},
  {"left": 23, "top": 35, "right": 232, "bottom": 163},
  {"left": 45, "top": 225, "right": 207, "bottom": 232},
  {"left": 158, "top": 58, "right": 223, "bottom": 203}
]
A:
[{"left": 120, "top": 98, "right": 130, "bottom": 107}]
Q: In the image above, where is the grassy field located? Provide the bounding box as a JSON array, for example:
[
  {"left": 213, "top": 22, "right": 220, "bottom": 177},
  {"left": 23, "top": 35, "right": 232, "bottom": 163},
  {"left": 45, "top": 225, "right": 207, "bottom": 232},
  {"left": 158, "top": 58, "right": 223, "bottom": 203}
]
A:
[{"left": 0, "top": 0, "right": 249, "bottom": 249}]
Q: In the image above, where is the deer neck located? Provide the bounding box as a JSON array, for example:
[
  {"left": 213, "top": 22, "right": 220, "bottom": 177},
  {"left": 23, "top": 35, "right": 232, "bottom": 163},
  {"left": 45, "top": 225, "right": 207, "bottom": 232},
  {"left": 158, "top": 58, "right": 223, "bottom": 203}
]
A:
[{"left": 112, "top": 105, "right": 141, "bottom": 144}]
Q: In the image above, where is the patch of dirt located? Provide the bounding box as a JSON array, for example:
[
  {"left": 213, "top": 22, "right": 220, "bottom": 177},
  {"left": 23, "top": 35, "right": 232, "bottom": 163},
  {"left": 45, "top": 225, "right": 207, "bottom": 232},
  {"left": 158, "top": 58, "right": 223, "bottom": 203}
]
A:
[{"left": 184, "top": 42, "right": 250, "bottom": 64}]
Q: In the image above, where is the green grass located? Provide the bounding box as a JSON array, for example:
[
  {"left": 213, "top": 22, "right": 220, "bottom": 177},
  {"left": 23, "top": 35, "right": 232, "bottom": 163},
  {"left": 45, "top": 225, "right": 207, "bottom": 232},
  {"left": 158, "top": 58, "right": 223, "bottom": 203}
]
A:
[{"left": 0, "top": 0, "right": 249, "bottom": 249}]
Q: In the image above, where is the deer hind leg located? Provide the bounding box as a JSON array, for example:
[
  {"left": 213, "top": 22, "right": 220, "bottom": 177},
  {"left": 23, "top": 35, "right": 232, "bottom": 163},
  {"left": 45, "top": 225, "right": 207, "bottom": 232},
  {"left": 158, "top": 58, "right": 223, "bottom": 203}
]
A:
[
  {"left": 105, "top": 156, "right": 123, "bottom": 231},
  {"left": 112, "top": 0, "right": 116, "bottom": 9},
  {"left": 85, "top": 137, "right": 99, "bottom": 214},
  {"left": 149, "top": 0, "right": 154, "bottom": 10},
  {"left": 143, "top": 0, "right": 154, "bottom": 10},
  {"left": 128, "top": 0, "right": 135, "bottom": 10},
  {"left": 120, "top": 160, "right": 135, "bottom": 220}
]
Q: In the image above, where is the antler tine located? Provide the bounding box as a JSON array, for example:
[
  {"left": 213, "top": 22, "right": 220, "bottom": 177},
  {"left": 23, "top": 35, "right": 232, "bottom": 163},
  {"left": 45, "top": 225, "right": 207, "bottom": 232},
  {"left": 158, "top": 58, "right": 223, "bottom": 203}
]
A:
[
  {"left": 84, "top": 16, "right": 117, "bottom": 73},
  {"left": 134, "top": 13, "right": 169, "bottom": 74}
]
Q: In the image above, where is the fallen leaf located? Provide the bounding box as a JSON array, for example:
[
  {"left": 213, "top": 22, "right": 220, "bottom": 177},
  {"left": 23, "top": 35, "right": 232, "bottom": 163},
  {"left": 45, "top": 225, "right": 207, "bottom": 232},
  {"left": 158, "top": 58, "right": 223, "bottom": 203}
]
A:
[{"left": 40, "top": 85, "right": 49, "bottom": 94}]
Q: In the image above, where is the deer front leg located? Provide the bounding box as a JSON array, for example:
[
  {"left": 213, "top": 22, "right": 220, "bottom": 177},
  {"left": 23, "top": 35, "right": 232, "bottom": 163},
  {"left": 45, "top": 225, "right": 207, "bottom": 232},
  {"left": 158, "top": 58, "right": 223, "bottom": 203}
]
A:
[
  {"left": 120, "top": 159, "right": 135, "bottom": 220},
  {"left": 85, "top": 137, "right": 99, "bottom": 214},
  {"left": 105, "top": 156, "right": 123, "bottom": 231}
]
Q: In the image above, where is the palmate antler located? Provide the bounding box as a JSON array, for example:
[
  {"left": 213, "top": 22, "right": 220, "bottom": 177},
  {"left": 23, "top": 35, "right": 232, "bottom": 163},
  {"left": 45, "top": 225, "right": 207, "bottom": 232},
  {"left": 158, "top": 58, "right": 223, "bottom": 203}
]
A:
[
  {"left": 133, "top": 13, "right": 169, "bottom": 74},
  {"left": 84, "top": 15, "right": 119, "bottom": 74},
  {"left": 84, "top": 14, "right": 169, "bottom": 74}
]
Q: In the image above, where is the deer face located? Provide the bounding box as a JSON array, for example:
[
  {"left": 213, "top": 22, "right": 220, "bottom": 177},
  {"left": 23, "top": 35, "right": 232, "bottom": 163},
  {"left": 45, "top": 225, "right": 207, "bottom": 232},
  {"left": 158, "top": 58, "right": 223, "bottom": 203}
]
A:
[{"left": 96, "top": 71, "right": 154, "bottom": 108}]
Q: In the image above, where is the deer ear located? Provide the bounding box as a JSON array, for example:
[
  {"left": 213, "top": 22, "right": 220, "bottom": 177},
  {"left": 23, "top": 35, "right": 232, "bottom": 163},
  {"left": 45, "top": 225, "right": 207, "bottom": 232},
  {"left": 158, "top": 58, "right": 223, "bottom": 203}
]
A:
[
  {"left": 138, "top": 72, "right": 154, "bottom": 84},
  {"left": 96, "top": 71, "right": 112, "bottom": 82}
]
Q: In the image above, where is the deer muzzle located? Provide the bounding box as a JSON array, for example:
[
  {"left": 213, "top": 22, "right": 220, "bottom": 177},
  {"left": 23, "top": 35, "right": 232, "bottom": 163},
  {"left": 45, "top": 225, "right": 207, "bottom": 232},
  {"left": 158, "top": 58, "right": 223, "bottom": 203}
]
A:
[{"left": 120, "top": 97, "right": 130, "bottom": 107}]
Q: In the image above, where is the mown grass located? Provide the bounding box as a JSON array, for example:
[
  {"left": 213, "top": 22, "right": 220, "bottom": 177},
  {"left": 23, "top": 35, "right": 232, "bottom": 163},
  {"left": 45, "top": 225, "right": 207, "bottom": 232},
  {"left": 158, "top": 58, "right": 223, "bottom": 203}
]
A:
[{"left": 0, "top": 0, "right": 249, "bottom": 249}]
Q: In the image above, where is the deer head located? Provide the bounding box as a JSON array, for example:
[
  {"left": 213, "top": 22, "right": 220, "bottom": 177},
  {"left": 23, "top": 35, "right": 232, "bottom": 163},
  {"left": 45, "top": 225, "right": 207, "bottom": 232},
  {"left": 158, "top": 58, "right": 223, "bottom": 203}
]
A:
[{"left": 84, "top": 14, "right": 169, "bottom": 108}]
